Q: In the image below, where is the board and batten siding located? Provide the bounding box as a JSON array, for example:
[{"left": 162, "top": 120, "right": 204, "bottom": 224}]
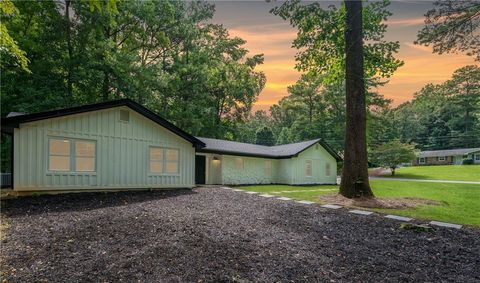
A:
[
  {"left": 13, "top": 106, "right": 196, "bottom": 191},
  {"left": 291, "top": 144, "right": 337, "bottom": 185}
]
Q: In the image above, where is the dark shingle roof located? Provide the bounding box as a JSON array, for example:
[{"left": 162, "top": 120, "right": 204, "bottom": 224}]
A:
[
  {"left": 196, "top": 137, "right": 341, "bottom": 160},
  {"left": 417, "top": 148, "right": 480, "bottom": 158},
  {"left": 1, "top": 99, "right": 205, "bottom": 147}
]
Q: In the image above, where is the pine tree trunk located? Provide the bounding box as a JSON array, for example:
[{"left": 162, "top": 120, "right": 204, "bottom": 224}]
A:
[{"left": 339, "top": 0, "right": 374, "bottom": 198}]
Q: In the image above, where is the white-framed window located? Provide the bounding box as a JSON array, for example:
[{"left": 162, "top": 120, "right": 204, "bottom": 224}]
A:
[
  {"left": 149, "top": 147, "right": 179, "bottom": 174},
  {"left": 438, "top": 156, "right": 445, "bottom": 161},
  {"left": 325, "top": 163, "right": 331, "bottom": 177},
  {"left": 264, "top": 160, "right": 272, "bottom": 176},
  {"left": 419, "top": 157, "right": 426, "bottom": 164},
  {"left": 75, "top": 140, "right": 96, "bottom": 171},
  {"left": 234, "top": 157, "right": 244, "bottom": 170},
  {"left": 48, "top": 138, "right": 71, "bottom": 171},
  {"left": 475, "top": 154, "right": 480, "bottom": 161},
  {"left": 48, "top": 137, "right": 96, "bottom": 172},
  {"left": 305, "top": 160, "right": 312, "bottom": 177}
]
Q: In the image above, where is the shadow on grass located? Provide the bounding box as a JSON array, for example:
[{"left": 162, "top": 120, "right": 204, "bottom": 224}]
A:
[{"left": 1, "top": 188, "right": 196, "bottom": 217}]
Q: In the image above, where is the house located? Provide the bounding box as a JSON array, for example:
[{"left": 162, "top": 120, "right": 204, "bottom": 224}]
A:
[
  {"left": 413, "top": 148, "right": 480, "bottom": 166},
  {"left": 195, "top": 138, "right": 341, "bottom": 185},
  {"left": 1, "top": 99, "right": 205, "bottom": 192},
  {"left": 1, "top": 99, "right": 340, "bottom": 193}
]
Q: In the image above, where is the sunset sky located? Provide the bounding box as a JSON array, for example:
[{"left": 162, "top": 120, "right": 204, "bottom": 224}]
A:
[{"left": 211, "top": 1, "right": 477, "bottom": 112}]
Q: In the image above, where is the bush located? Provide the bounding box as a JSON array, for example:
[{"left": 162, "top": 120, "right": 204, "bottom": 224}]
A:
[{"left": 462, "top": 159, "right": 474, "bottom": 165}]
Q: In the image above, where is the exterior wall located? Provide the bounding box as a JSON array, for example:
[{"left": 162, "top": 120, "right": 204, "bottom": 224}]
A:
[
  {"left": 291, "top": 144, "right": 337, "bottom": 185},
  {"left": 413, "top": 156, "right": 454, "bottom": 166},
  {"left": 13, "top": 106, "right": 195, "bottom": 191},
  {"left": 221, "top": 155, "right": 277, "bottom": 185},
  {"left": 274, "top": 159, "right": 293, "bottom": 184},
  {"left": 470, "top": 152, "right": 480, "bottom": 164},
  {"left": 213, "top": 143, "right": 337, "bottom": 185}
]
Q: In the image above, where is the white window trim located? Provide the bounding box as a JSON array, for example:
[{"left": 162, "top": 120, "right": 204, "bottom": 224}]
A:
[
  {"left": 47, "top": 137, "right": 97, "bottom": 174},
  {"left": 418, "top": 157, "right": 426, "bottom": 164},
  {"left": 438, "top": 156, "right": 445, "bottom": 161},
  {"left": 475, "top": 154, "right": 480, "bottom": 161},
  {"left": 148, "top": 146, "right": 180, "bottom": 176}
]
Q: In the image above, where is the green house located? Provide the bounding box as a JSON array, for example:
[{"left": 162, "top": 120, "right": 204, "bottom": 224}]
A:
[{"left": 1, "top": 99, "right": 340, "bottom": 193}]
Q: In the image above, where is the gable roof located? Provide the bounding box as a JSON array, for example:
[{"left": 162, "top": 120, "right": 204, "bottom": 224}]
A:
[
  {"left": 196, "top": 137, "right": 342, "bottom": 161},
  {"left": 417, "top": 147, "right": 480, "bottom": 158},
  {"left": 1, "top": 99, "right": 205, "bottom": 147}
]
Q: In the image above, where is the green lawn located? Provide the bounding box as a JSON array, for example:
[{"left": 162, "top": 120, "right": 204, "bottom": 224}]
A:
[
  {"left": 378, "top": 165, "right": 480, "bottom": 181},
  {"left": 239, "top": 180, "right": 480, "bottom": 227}
]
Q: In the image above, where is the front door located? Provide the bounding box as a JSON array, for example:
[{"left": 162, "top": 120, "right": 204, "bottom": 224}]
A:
[{"left": 195, "top": 155, "right": 206, "bottom": 184}]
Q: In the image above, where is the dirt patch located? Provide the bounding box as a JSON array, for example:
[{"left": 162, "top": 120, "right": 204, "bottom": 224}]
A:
[{"left": 320, "top": 193, "right": 440, "bottom": 209}]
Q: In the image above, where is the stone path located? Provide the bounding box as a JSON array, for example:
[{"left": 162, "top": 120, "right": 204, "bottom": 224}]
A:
[{"left": 224, "top": 186, "right": 465, "bottom": 230}]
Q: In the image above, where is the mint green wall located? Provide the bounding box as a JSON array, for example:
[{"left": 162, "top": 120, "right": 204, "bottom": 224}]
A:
[
  {"left": 221, "top": 155, "right": 276, "bottom": 185},
  {"left": 291, "top": 144, "right": 337, "bottom": 184},
  {"left": 216, "top": 143, "right": 337, "bottom": 185},
  {"left": 13, "top": 106, "right": 195, "bottom": 191}
]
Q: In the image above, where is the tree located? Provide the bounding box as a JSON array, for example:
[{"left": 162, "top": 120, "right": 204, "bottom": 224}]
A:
[
  {"left": 416, "top": 0, "right": 480, "bottom": 61},
  {"left": 370, "top": 140, "right": 417, "bottom": 176},
  {"left": 271, "top": 0, "right": 403, "bottom": 86},
  {"left": 339, "top": 0, "right": 374, "bottom": 198},
  {"left": 0, "top": 0, "right": 29, "bottom": 72},
  {"left": 255, "top": 126, "right": 275, "bottom": 146}
]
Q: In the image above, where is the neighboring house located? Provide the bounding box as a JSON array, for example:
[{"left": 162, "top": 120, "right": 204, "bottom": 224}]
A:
[
  {"left": 413, "top": 148, "right": 480, "bottom": 166},
  {"left": 1, "top": 99, "right": 340, "bottom": 193},
  {"left": 195, "top": 138, "right": 340, "bottom": 185}
]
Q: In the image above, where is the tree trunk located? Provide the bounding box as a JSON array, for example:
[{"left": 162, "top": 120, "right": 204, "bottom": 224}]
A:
[
  {"left": 391, "top": 167, "right": 395, "bottom": 176},
  {"left": 339, "top": 1, "right": 374, "bottom": 198}
]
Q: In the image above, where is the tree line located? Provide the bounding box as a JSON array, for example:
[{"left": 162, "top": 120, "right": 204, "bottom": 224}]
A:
[{"left": 1, "top": 0, "right": 265, "bottom": 139}]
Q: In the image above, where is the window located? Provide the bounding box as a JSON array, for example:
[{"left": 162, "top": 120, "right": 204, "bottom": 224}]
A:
[
  {"left": 234, "top": 158, "right": 244, "bottom": 170},
  {"left": 75, "top": 141, "right": 96, "bottom": 171},
  {"left": 119, "top": 109, "right": 130, "bottom": 122},
  {"left": 305, "top": 160, "right": 312, "bottom": 177},
  {"left": 475, "top": 154, "right": 480, "bottom": 161},
  {"left": 49, "top": 139, "right": 71, "bottom": 171},
  {"left": 264, "top": 160, "right": 272, "bottom": 176},
  {"left": 419, "top": 157, "right": 426, "bottom": 164},
  {"left": 438, "top": 156, "right": 445, "bottom": 161},
  {"left": 325, "top": 163, "right": 331, "bottom": 177},
  {"left": 48, "top": 138, "right": 96, "bottom": 172},
  {"left": 165, "top": 149, "right": 179, "bottom": 174},
  {"left": 149, "top": 147, "right": 179, "bottom": 174}
]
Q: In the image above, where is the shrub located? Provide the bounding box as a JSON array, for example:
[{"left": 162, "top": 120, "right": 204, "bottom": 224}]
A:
[{"left": 462, "top": 159, "right": 474, "bottom": 165}]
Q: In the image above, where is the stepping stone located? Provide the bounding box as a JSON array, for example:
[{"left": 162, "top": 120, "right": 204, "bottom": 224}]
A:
[
  {"left": 221, "top": 187, "right": 232, "bottom": 190},
  {"left": 321, "top": 204, "right": 342, "bottom": 209},
  {"left": 244, "top": 191, "right": 258, "bottom": 194},
  {"left": 259, "top": 194, "right": 275, "bottom": 198},
  {"left": 429, "top": 221, "right": 462, "bottom": 229},
  {"left": 349, "top": 210, "right": 374, "bottom": 216},
  {"left": 277, "top": 197, "right": 292, "bottom": 201},
  {"left": 385, "top": 215, "right": 412, "bottom": 222},
  {"left": 296, "top": 200, "right": 315, "bottom": 204},
  {"left": 232, "top": 189, "right": 243, "bottom": 192}
]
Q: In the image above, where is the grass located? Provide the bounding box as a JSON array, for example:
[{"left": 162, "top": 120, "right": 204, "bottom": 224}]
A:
[
  {"left": 239, "top": 180, "right": 480, "bottom": 227},
  {"left": 378, "top": 165, "right": 480, "bottom": 182}
]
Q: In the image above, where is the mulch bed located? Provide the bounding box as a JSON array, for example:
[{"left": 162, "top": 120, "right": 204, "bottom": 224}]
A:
[
  {"left": 1, "top": 188, "right": 479, "bottom": 282},
  {"left": 320, "top": 193, "right": 440, "bottom": 208}
]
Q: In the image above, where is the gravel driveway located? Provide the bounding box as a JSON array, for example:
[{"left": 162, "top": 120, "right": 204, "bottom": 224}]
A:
[{"left": 1, "top": 187, "right": 479, "bottom": 282}]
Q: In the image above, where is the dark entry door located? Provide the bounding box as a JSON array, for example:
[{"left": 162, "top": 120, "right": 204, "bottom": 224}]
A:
[{"left": 195, "top": 155, "right": 206, "bottom": 184}]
